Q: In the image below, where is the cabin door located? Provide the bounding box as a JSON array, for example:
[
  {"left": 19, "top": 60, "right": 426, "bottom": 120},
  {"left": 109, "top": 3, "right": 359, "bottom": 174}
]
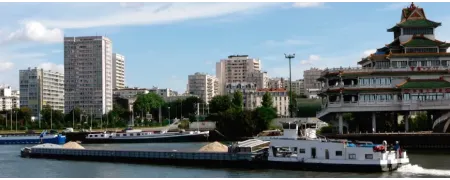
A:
[
  {"left": 325, "top": 149, "right": 329, "bottom": 159},
  {"left": 311, "top": 148, "right": 316, "bottom": 159}
]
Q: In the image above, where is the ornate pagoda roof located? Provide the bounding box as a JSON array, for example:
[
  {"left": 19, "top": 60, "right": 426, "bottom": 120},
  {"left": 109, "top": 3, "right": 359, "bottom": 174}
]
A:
[
  {"left": 401, "top": 34, "right": 450, "bottom": 48},
  {"left": 396, "top": 78, "right": 450, "bottom": 89},
  {"left": 387, "top": 2, "right": 441, "bottom": 32}
]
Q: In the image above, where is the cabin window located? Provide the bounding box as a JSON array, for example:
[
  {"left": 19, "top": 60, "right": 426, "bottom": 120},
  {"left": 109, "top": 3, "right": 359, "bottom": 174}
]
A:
[
  {"left": 116, "top": 134, "right": 119, "bottom": 137},
  {"left": 365, "top": 154, "right": 373, "bottom": 159},
  {"left": 130, "top": 134, "right": 134, "bottom": 136},
  {"left": 349, "top": 154, "right": 356, "bottom": 159},
  {"left": 311, "top": 148, "right": 316, "bottom": 159},
  {"left": 335, "top": 151, "right": 343, "bottom": 156},
  {"left": 271, "top": 146, "right": 297, "bottom": 158},
  {"left": 293, "top": 147, "right": 298, "bottom": 152},
  {"left": 299, "top": 149, "right": 306, "bottom": 154},
  {"left": 325, "top": 149, "right": 330, "bottom": 159},
  {"left": 137, "top": 133, "right": 141, "bottom": 136},
  {"left": 94, "top": 135, "right": 98, "bottom": 137},
  {"left": 101, "top": 135, "right": 104, "bottom": 137},
  {"left": 89, "top": 135, "right": 93, "bottom": 137},
  {"left": 123, "top": 134, "right": 127, "bottom": 137}
]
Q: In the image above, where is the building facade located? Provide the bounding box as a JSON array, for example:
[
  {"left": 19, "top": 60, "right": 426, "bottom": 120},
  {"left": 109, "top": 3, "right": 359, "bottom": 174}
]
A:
[
  {"left": 112, "top": 53, "right": 125, "bottom": 89},
  {"left": 188, "top": 72, "right": 218, "bottom": 103},
  {"left": 245, "top": 70, "right": 269, "bottom": 89},
  {"left": 113, "top": 88, "right": 149, "bottom": 99},
  {"left": 216, "top": 55, "right": 261, "bottom": 95},
  {"left": 268, "top": 78, "right": 285, "bottom": 89},
  {"left": 303, "top": 68, "right": 323, "bottom": 89},
  {"left": 19, "top": 68, "right": 64, "bottom": 116},
  {"left": 64, "top": 36, "right": 113, "bottom": 117},
  {"left": 317, "top": 3, "right": 450, "bottom": 134},
  {"left": 0, "top": 86, "right": 20, "bottom": 111},
  {"left": 284, "top": 79, "right": 305, "bottom": 96},
  {"left": 244, "top": 88, "right": 290, "bottom": 117}
]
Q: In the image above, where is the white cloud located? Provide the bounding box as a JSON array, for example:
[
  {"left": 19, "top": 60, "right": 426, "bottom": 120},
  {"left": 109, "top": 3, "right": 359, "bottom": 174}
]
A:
[
  {"left": 0, "top": 61, "right": 14, "bottom": 71},
  {"left": 363, "top": 49, "right": 376, "bottom": 57},
  {"left": 2, "top": 21, "right": 63, "bottom": 44},
  {"left": 300, "top": 55, "right": 320, "bottom": 65},
  {"left": 51, "top": 49, "right": 62, "bottom": 54},
  {"left": 37, "top": 62, "right": 64, "bottom": 74},
  {"left": 292, "top": 2, "right": 324, "bottom": 8},
  {"left": 38, "top": 3, "right": 276, "bottom": 29}
]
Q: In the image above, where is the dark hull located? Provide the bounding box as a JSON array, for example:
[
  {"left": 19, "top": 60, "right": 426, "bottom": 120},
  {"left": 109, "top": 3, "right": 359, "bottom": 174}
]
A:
[
  {"left": 24, "top": 151, "right": 403, "bottom": 172},
  {"left": 0, "top": 135, "right": 66, "bottom": 145},
  {"left": 82, "top": 133, "right": 209, "bottom": 144}
]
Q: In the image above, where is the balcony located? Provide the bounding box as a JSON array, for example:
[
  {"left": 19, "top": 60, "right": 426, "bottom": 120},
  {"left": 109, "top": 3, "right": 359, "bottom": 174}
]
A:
[
  {"left": 317, "top": 99, "right": 450, "bottom": 119},
  {"left": 321, "top": 66, "right": 450, "bottom": 76}
]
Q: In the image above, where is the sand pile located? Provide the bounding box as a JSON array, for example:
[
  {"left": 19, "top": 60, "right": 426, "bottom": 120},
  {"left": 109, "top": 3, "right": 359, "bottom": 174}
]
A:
[
  {"left": 62, "top": 141, "right": 85, "bottom": 149},
  {"left": 198, "top": 141, "right": 228, "bottom": 152},
  {"left": 33, "top": 143, "right": 63, "bottom": 148}
]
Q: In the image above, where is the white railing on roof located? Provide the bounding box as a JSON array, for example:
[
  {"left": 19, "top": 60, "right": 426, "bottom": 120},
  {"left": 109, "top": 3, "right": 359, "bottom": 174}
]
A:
[{"left": 321, "top": 66, "right": 450, "bottom": 76}]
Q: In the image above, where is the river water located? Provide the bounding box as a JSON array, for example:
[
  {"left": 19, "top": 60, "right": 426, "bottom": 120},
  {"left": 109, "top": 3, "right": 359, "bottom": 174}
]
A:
[{"left": 1, "top": 143, "right": 450, "bottom": 178}]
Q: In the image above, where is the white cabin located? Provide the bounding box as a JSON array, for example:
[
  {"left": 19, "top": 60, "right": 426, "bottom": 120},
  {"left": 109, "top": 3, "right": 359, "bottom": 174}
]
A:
[{"left": 266, "top": 121, "right": 410, "bottom": 171}]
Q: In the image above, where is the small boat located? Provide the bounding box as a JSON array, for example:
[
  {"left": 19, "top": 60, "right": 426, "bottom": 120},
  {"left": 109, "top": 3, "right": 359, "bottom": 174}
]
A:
[
  {"left": 264, "top": 121, "right": 410, "bottom": 172},
  {"left": 0, "top": 130, "right": 66, "bottom": 145},
  {"left": 83, "top": 127, "right": 209, "bottom": 144}
]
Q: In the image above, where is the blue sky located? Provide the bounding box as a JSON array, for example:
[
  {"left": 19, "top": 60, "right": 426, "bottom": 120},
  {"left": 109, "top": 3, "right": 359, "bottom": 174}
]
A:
[{"left": 1, "top": 2, "right": 450, "bottom": 93}]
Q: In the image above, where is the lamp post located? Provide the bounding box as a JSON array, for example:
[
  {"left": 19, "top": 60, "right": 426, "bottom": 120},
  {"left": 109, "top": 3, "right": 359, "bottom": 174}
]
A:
[
  {"left": 14, "top": 110, "right": 17, "bottom": 132},
  {"left": 285, "top": 53, "right": 295, "bottom": 118},
  {"left": 50, "top": 108, "right": 53, "bottom": 130},
  {"left": 168, "top": 106, "right": 171, "bottom": 124},
  {"left": 99, "top": 108, "right": 103, "bottom": 130}
]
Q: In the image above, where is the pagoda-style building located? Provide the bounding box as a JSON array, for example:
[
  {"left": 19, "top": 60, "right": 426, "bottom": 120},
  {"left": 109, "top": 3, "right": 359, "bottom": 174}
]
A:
[{"left": 317, "top": 3, "right": 450, "bottom": 134}]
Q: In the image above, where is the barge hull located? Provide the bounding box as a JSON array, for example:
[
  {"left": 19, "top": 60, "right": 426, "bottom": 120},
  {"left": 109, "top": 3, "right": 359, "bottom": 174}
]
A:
[{"left": 82, "top": 133, "right": 209, "bottom": 144}]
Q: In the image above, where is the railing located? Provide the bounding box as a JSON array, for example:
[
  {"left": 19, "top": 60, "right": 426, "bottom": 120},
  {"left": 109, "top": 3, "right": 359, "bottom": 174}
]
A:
[
  {"left": 321, "top": 66, "right": 450, "bottom": 76},
  {"left": 317, "top": 99, "right": 450, "bottom": 117}
]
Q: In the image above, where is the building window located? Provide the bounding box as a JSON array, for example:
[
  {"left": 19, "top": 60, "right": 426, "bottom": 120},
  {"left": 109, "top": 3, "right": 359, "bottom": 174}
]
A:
[
  {"left": 365, "top": 154, "right": 373, "bottom": 159},
  {"left": 299, "top": 149, "right": 306, "bottom": 154},
  {"left": 349, "top": 154, "right": 356, "bottom": 159},
  {"left": 335, "top": 151, "right": 343, "bottom": 156}
]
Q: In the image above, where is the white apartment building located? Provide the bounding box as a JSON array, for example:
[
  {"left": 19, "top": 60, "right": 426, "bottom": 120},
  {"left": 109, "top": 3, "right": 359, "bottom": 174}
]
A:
[
  {"left": 0, "top": 86, "right": 20, "bottom": 111},
  {"left": 245, "top": 70, "right": 269, "bottom": 89},
  {"left": 216, "top": 55, "right": 261, "bottom": 95},
  {"left": 19, "top": 68, "right": 64, "bottom": 116},
  {"left": 112, "top": 53, "right": 125, "bottom": 89},
  {"left": 284, "top": 79, "right": 305, "bottom": 96},
  {"left": 148, "top": 87, "right": 178, "bottom": 98},
  {"left": 188, "top": 72, "right": 218, "bottom": 103},
  {"left": 64, "top": 36, "right": 113, "bottom": 117},
  {"left": 268, "top": 78, "right": 285, "bottom": 89},
  {"left": 113, "top": 88, "right": 149, "bottom": 99},
  {"left": 243, "top": 88, "right": 290, "bottom": 117},
  {"left": 225, "top": 82, "right": 258, "bottom": 94}
]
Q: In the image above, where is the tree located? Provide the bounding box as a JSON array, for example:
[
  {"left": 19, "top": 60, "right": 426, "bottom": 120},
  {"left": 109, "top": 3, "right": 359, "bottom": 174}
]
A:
[
  {"left": 254, "top": 107, "right": 277, "bottom": 133},
  {"left": 133, "top": 92, "right": 165, "bottom": 122},
  {"left": 180, "top": 96, "right": 204, "bottom": 118},
  {"left": 64, "top": 106, "right": 82, "bottom": 128},
  {"left": 261, "top": 92, "right": 274, "bottom": 108},
  {"left": 288, "top": 91, "right": 298, "bottom": 117},
  {"left": 40, "top": 105, "right": 64, "bottom": 129},
  {"left": 18, "top": 107, "right": 33, "bottom": 128},
  {"left": 209, "top": 95, "right": 232, "bottom": 113},
  {"left": 231, "top": 91, "right": 243, "bottom": 110}
]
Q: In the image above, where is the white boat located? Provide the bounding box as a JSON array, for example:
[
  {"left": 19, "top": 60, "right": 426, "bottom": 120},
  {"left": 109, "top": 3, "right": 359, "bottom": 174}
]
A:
[
  {"left": 264, "top": 121, "right": 410, "bottom": 172},
  {"left": 83, "top": 127, "right": 209, "bottom": 144}
]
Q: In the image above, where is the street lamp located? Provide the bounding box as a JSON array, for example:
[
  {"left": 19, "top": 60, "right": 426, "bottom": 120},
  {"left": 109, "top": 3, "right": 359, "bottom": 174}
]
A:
[
  {"left": 14, "top": 110, "right": 17, "bottom": 132},
  {"left": 285, "top": 53, "right": 295, "bottom": 118},
  {"left": 168, "top": 106, "right": 171, "bottom": 124},
  {"left": 50, "top": 108, "right": 53, "bottom": 130}
]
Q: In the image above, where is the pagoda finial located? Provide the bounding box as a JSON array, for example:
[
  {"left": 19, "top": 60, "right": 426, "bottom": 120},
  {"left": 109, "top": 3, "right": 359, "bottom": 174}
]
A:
[{"left": 409, "top": 2, "right": 416, "bottom": 9}]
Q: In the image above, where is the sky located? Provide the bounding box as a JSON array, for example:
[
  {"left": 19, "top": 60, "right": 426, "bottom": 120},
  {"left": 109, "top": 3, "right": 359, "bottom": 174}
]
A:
[{"left": 1, "top": 2, "right": 450, "bottom": 93}]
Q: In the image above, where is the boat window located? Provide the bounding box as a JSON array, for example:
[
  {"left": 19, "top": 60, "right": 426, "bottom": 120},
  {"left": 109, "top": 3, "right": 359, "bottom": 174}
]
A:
[
  {"left": 94, "top": 135, "right": 98, "bottom": 137},
  {"left": 116, "top": 134, "right": 119, "bottom": 137},
  {"left": 335, "top": 151, "right": 343, "bottom": 156},
  {"left": 137, "top": 133, "right": 140, "bottom": 136},
  {"left": 130, "top": 134, "right": 134, "bottom": 136},
  {"left": 271, "top": 146, "right": 297, "bottom": 158},
  {"left": 89, "top": 135, "right": 93, "bottom": 137},
  {"left": 311, "top": 148, "right": 316, "bottom": 159},
  {"left": 292, "top": 147, "right": 297, "bottom": 152},
  {"left": 325, "top": 149, "right": 330, "bottom": 159},
  {"left": 123, "top": 134, "right": 127, "bottom": 136},
  {"left": 349, "top": 154, "right": 356, "bottom": 159},
  {"left": 365, "top": 154, "right": 373, "bottom": 159},
  {"left": 299, "top": 149, "right": 306, "bottom": 154},
  {"left": 101, "top": 135, "right": 104, "bottom": 137}
]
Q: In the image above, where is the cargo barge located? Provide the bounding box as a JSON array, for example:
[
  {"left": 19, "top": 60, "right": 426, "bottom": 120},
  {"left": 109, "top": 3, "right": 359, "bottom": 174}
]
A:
[
  {"left": 20, "top": 121, "right": 410, "bottom": 172},
  {"left": 1, "top": 130, "right": 66, "bottom": 145}
]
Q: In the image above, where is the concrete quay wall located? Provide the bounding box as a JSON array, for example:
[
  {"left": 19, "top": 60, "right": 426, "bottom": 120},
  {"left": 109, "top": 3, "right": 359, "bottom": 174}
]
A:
[{"left": 323, "top": 133, "right": 450, "bottom": 149}]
